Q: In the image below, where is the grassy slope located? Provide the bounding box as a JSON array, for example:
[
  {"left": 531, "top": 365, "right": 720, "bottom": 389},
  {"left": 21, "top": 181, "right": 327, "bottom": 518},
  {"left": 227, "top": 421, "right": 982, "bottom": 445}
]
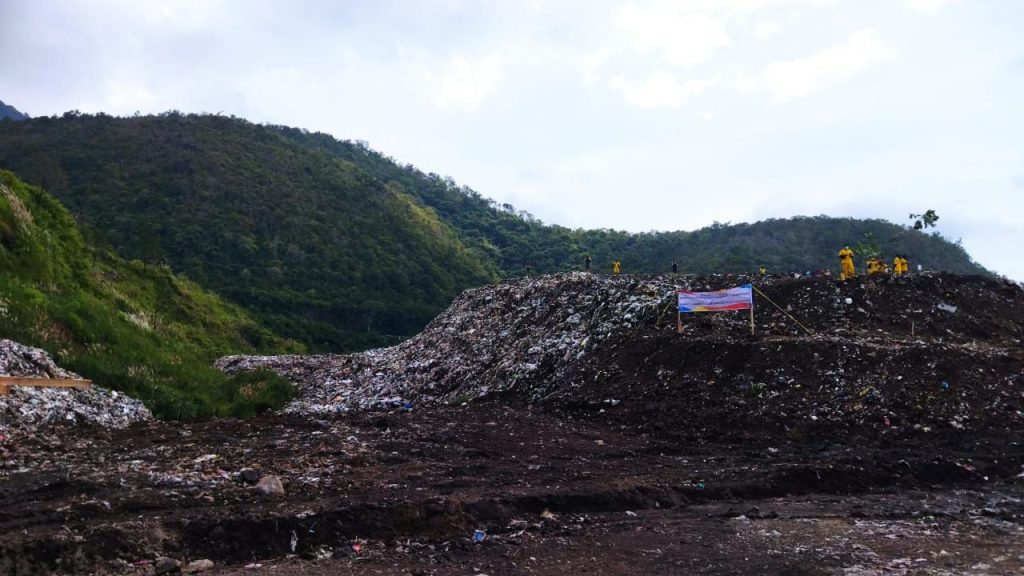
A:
[{"left": 0, "top": 170, "right": 300, "bottom": 419}]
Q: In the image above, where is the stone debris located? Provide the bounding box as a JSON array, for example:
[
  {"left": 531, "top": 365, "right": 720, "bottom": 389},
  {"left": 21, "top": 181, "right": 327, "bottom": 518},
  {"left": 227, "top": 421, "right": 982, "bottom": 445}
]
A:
[
  {"left": 0, "top": 339, "right": 151, "bottom": 434},
  {"left": 253, "top": 474, "right": 286, "bottom": 496},
  {"left": 182, "top": 559, "right": 215, "bottom": 574},
  {"left": 154, "top": 556, "right": 181, "bottom": 575}
]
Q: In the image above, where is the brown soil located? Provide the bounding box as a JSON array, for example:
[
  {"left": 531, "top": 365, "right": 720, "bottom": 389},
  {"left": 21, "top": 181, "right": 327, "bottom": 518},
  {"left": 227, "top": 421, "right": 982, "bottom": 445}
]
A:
[
  {"left": 2, "top": 274, "right": 1023, "bottom": 575},
  {"left": 2, "top": 397, "right": 1023, "bottom": 575}
]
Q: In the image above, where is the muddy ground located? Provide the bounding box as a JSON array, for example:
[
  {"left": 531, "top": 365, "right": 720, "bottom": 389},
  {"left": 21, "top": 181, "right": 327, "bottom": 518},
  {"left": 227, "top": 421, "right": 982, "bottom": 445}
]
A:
[
  {"left": 2, "top": 395, "right": 1023, "bottom": 576},
  {"left": 3, "top": 274, "right": 1024, "bottom": 575}
]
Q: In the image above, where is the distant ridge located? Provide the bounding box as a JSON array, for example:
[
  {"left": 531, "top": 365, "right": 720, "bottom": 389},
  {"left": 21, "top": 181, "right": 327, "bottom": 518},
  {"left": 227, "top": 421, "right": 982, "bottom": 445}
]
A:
[
  {"left": 0, "top": 112, "right": 990, "bottom": 352},
  {"left": 0, "top": 101, "right": 28, "bottom": 121}
]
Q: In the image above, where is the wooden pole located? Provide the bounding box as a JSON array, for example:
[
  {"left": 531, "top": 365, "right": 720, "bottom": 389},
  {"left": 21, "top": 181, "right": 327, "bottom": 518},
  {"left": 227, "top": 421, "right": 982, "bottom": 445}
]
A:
[
  {"left": 749, "top": 305, "right": 755, "bottom": 336},
  {"left": 0, "top": 376, "right": 92, "bottom": 396},
  {"left": 677, "top": 310, "right": 683, "bottom": 334}
]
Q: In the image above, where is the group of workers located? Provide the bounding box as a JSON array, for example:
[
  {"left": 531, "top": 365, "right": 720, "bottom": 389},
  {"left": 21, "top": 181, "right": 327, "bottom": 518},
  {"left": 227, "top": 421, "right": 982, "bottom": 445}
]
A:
[
  {"left": 535, "top": 254, "right": 620, "bottom": 275},
  {"left": 528, "top": 248, "right": 912, "bottom": 279},
  {"left": 839, "top": 245, "right": 911, "bottom": 280}
]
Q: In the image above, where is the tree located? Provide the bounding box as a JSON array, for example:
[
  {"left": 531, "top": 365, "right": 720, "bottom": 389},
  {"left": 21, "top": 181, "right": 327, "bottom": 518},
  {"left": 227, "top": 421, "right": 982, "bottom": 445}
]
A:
[
  {"left": 909, "top": 210, "right": 939, "bottom": 230},
  {"left": 854, "top": 231, "right": 882, "bottom": 261}
]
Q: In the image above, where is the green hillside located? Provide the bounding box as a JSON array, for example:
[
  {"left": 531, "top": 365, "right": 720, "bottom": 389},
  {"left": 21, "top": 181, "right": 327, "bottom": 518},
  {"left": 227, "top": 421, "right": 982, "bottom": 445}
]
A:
[
  {"left": 0, "top": 170, "right": 300, "bottom": 419},
  {"left": 0, "top": 112, "right": 989, "bottom": 352},
  {"left": 281, "top": 128, "right": 987, "bottom": 277},
  {"left": 0, "top": 112, "right": 497, "bottom": 351}
]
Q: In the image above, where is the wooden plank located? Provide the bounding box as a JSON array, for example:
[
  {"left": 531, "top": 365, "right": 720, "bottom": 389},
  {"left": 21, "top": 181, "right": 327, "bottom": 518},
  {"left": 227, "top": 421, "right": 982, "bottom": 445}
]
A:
[
  {"left": 0, "top": 383, "right": 8, "bottom": 396},
  {"left": 0, "top": 376, "right": 92, "bottom": 390}
]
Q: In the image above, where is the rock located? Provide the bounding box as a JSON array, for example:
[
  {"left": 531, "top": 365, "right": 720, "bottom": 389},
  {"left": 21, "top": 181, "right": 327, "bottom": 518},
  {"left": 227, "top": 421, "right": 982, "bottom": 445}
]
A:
[
  {"left": 239, "top": 468, "right": 261, "bottom": 484},
  {"left": 154, "top": 556, "right": 181, "bottom": 575},
  {"left": 253, "top": 474, "right": 285, "bottom": 496},
  {"left": 182, "top": 559, "right": 215, "bottom": 574}
]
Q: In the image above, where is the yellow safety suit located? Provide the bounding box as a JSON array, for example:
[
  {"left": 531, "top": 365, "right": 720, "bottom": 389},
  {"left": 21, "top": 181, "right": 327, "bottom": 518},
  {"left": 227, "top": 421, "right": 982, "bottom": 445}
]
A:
[
  {"left": 612, "top": 261, "right": 621, "bottom": 274},
  {"left": 838, "top": 248, "right": 855, "bottom": 280},
  {"left": 867, "top": 258, "right": 884, "bottom": 275},
  {"left": 893, "top": 257, "right": 904, "bottom": 276}
]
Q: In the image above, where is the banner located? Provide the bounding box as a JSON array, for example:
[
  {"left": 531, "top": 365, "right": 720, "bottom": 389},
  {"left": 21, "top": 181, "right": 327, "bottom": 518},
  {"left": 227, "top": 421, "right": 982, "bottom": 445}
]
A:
[{"left": 678, "top": 284, "right": 753, "bottom": 313}]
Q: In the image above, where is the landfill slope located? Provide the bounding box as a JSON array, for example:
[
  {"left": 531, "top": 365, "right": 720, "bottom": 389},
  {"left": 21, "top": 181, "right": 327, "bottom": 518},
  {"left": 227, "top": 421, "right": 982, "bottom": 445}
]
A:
[
  {"left": 4, "top": 274, "right": 1024, "bottom": 575},
  {"left": 219, "top": 272, "right": 1024, "bottom": 437},
  {"left": 0, "top": 339, "right": 151, "bottom": 434}
]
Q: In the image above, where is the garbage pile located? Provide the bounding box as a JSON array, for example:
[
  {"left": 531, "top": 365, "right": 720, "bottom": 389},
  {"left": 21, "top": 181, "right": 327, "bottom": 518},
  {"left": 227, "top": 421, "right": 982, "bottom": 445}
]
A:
[
  {"left": 0, "top": 339, "right": 151, "bottom": 434},
  {"left": 219, "top": 272, "right": 681, "bottom": 412},
  {"left": 217, "top": 273, "right": 1024, "bottom": 431}
]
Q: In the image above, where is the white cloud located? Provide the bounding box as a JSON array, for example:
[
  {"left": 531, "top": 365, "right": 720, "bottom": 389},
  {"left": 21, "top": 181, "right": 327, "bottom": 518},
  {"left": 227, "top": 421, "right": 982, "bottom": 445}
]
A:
[
  {"left": 735, "top": 28, "right": 892, "bottom": 102},
  {"left": 407, "top": 51, "right": 510, "bottom": 114},
  {"left": 753, "top": 20, "right": 782, "bottom": 39},
  {"left": 615, "top": 2, "right": 732, "bottom": 68},
  {"left": 905, "top": 0, "right": 959, "bottom": 13},
  {"left": 105, "top": 80, "right": 160, "bottom": 112},
  {"left": 435, "top": 53, "right": 508, "bottom": 113},
  {"left": 608, "top": 73, "right": 718, "bottom": 109}
]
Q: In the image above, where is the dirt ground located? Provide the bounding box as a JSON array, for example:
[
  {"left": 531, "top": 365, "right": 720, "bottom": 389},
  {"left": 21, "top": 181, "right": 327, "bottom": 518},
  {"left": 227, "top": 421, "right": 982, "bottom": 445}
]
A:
[
  {"left": 2, "top": 397, "right": 1023, "bottom": 575},
  {"left": 3, "top": 274, "right": 1023, "bottom": 575}
]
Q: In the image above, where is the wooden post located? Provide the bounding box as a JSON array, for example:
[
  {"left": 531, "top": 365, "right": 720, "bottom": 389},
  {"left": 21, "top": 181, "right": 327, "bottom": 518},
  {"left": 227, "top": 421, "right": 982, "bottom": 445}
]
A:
[
  {"left": 677, "top": 310, "right": 683, "bottom": 334},
  {"left": 0, "top": 376, "right": 92, "bottom": 395},
  {"left": 749, "top": 305, "right": 755, "bottom": 336}
]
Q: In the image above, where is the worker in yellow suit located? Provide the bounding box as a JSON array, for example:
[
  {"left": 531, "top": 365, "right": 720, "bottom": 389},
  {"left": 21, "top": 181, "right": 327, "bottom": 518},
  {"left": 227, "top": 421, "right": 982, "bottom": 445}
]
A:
[
  {"left": 893, "top": 255, "right": 905, "bottom": 276},
  {"left": 612, "top": 260, "right": 621, "bottom": 274},
  {"left": 866, "top": 257, "right": 883, "bottom": 275},
  {"left": 838, "top": 245, "right": 855, "bottom": 280}
]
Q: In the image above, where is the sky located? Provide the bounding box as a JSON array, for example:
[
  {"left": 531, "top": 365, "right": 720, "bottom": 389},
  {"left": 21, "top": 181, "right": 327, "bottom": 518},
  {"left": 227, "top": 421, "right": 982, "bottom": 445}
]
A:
[{"left": 2, "top": 0, "right": 1022, "bottom": 279}]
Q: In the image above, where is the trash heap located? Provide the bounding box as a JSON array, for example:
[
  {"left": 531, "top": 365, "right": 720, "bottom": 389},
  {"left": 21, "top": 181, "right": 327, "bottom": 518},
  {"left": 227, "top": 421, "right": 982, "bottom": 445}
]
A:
[
  {"left": 218, "top": 272, "right": 682, "bottom": 412},
  {"left": 0, "top": 339, "right": 151, "bottom": 434},
  {"left": 218, "top": 273, "right": 1024, "bottom": 433}
]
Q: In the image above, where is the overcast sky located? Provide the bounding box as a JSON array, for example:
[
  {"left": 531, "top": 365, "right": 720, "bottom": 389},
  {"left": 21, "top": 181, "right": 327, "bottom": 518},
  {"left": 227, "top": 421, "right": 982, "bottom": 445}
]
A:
[{"left": 2, "top": 0, "right": 1022, "bottom": 279}]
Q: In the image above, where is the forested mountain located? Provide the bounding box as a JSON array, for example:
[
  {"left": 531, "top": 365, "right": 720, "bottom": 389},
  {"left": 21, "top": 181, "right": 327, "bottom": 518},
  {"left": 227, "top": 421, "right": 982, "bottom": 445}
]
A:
[
  {"left": 0, "top": 112, "right": 988, "bottom": 351},
  {"left": 282, "top": 127, "right": 986, "bottom": 277},
  {"left": 0, "top": 101, "right": 28, "bottom": 122},
  {"left": 0, "top": 112, "right": 497, "bottom": 351},
  {"left": 0, "top": 170, "right": 299, "bottom": 418}
]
